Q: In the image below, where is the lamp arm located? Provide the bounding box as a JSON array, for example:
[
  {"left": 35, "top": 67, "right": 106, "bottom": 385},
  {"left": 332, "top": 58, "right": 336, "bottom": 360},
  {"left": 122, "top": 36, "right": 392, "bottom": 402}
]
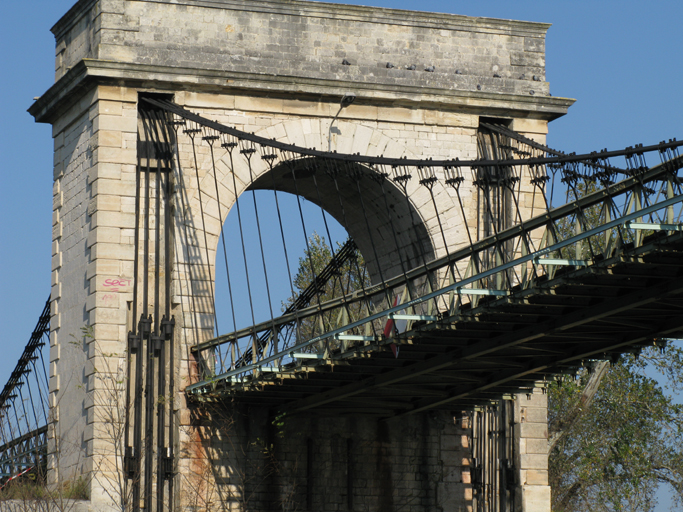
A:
[{"left": 328, "top": 105, "right": 344, "bottom": 152}]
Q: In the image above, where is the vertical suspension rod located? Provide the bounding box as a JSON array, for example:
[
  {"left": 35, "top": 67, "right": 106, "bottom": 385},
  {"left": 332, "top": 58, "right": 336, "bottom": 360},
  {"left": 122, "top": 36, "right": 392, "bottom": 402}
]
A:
[
  {"left": 207, "top": 137, "right": 238, "bottom": 371},
  {"left": 188, "top": 128, "right": 220, "bottom": 336},
  {"left": 143, "top": 114, "right": 155, "bottom": 510},
  {"left": 393, "top": 172, "right": 443, "bottom": 313},
  {"left": 154, "top": 146, "right": 165, "bottom": 512},
  {"left": 128, "top": 109, "right": 147, "bottom": 511},
  {"left": 164, "top": 114, "right": 177, "bottom": 510}
]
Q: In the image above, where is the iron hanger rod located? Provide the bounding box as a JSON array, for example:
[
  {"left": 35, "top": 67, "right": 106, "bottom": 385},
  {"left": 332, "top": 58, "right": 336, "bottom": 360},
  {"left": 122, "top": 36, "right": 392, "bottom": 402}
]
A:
[
  {"left": 141, "top": 97, "right": 683, "bottom": 169},
  {"left": 190, "top": 153, "right": 683, "bottom": 353},
  {"left": 187, "top": 192, "right": 683, "bottom": 393}
]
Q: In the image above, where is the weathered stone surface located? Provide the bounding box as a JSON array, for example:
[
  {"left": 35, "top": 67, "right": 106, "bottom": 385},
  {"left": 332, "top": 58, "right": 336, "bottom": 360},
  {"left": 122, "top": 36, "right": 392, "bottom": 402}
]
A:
[{"left": 33, "top": 1, "right": 566, "bottom": 510}]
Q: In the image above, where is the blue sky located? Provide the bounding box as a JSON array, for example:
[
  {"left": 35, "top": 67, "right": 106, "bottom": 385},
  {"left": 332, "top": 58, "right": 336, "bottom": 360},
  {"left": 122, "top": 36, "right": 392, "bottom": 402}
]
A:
[{"left": 1, "top": 0, "right": 682, "bottom": 507}]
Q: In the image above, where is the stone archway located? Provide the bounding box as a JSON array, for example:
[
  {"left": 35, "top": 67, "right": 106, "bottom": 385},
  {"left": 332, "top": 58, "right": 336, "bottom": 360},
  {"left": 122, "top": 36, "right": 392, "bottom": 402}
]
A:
[{"left": 180, "top": 118, "right": 464, "bottom": 292}]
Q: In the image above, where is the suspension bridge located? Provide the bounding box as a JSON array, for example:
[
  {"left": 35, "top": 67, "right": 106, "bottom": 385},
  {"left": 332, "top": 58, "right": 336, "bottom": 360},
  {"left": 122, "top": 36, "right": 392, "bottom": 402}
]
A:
[
  {"left": 144, "top": 98, "right": 683, "bottom": 416},
  {"left": 10, "top": 0, "right": 683, "bottom": 510},
  {"left": 5, "top": 96, "right": 683, "bottom": 508},
  {"left": 0, "top": 300, "right": 49, "bottom": 487}
]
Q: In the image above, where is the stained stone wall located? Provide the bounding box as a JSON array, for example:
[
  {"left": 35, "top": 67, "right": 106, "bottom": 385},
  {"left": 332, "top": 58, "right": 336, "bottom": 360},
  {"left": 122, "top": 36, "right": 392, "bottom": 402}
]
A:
[
  {"left": 185, "top": 406, "right": 473, "bottom": 511},
  {"left": 52, "top": 0, "right": 551, "bottom": 97},
  {"left": 30, "top": 0, "right": 571, "bottom": 509}
]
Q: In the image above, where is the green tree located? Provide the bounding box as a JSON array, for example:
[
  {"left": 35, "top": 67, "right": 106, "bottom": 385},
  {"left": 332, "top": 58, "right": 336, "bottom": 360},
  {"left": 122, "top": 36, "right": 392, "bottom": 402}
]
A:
[
  {"left": 549, "top": 346, "right": 683, "bottom": 511},
  {"left": 287, "top": 233, "right": 371, "bottom": 345},
  {"left": 549, "top": 179, "right": 683, "bottom": 511},
  {"left": 291, "top": 233, "right": 368, "bottom": 301}
]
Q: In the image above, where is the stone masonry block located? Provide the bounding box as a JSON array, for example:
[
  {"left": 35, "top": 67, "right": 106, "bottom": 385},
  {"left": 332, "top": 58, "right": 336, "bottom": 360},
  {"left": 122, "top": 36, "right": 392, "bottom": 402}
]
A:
[
  {"left": 283, "top": 120, "right": 306, "bottom": 146},
  {"left": 522, "top": 485, "right": 551, "bottom": 512},
  {"left": 523, "top": 469, "right": 549, "bottom": 486},
  {"left": 89, "top": 306, "right": 127, "bottom": 325},
  {"left": 96, "top": 100, "right": 123, "bottom": 116},
  {"left": 282, "top": 99, "right": 335, "bottom": 118},
  {"left": 343, "top": 104, "right": 379, "bottom": 121},
  {"left": 86, "top": 259, "right": 122, "bottom": 280},
  {"left": 181, "top": 91, "right": 236, "bottom": 110},
  {"left": 95, "top": 85, "right": 139, "bottom": 103},
  {"left": 91, "top": 323, "right": 122, "bottom": 343},
  {"left": 50, "top": 345, "right": 61, "bottom": 363},
  {"left": 96, "top": 146, "right": 137, "bottom": 165},
  {"left": 519, "top": 422, "right": 547, "bottom": 440},
  {"left": 510, "top": 118, "right": 548, "bottom": 135},
  {"left": 441, "top": 450, "right": 470, "bottom": 467},
  {"left": 87, "top": 227, "right": 121, "bottom": 247},
  {"left": 521, "top": 406, "right": 547, "bottom": 424},
  {"left": 54, "top": 191, "right": 63, "bottom": 209},
  {"left": 90, "top": 274, "right": 134, "bottom": 294},
  {"left": 97, "top": 129, "right": 123, "bottom": 148},
  {"left": 378, "top": 106, "right": 424, "bottom": 125},
  {"left": 51, "top": 253, "right": 62, "bottom": 271},
  {"left": 93, "top": 114, "right": 138, "bottom": 134},
  {"left": 49, "top": 375, "right": 60, "bottom": 393},
  {"left": 443, "top": 465, "right": 463, "bottom": 483},
  {"left": 91, "top": 210, "right": 136, "bottom": 229},
  {"left": 524, "top": 36, "right": 545, "bottom": 53},
  {"left": 91, "top": 177, "right": 136, "bottom": 197},
  {"left": 351, "top": 124, "right": 373, "bottom": 155},
  {"left": 54, "top": 131, "right": 64, "bottom": 149},
  {"left": 520, "top": 453, "right": 548, "bottom": 470},
  {"left": 510, "top": 50, "right": 545, "bottom": 67},
  {"left": 525, "top": 438, "right": 548, "bottom": 455},
  {"left": 51, "top": 280, "right": 62, "bottom": 299},
  {"left": 95, "top": 194, "right": 122, "bottom": 212},
  {"left": 49, "top": 328, "right": 58, "bottom": 347},
  {"left": 424, "top": 110, "right": 478, "bottom": 128},
  {"left": 86, "top": 291, "right": 120, "bottom": 312},
  {"left": 520, "top": 390, "right": 547, "bottom": 408},
  {"left": 441, "top": 434, "right": 467, "bottom": 451},
  {"left": 90, "top": 242, "right": 134, "bottom": 261},
  {"left": 235, "top": 96, "right": 284, "bottom": 114}
]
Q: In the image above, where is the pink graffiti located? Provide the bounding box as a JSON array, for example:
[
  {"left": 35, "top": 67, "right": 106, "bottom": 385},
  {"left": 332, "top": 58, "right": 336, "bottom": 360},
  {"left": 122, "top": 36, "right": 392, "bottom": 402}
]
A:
[{"left": 103, "top": 278, "right": 131, "bottom": 292}]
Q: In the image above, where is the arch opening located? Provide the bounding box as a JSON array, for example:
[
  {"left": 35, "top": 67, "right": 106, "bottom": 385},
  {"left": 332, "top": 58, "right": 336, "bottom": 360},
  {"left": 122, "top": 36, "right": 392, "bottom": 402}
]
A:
[{"left": 206, "top": 157, "right": 436, "bottom": 371}]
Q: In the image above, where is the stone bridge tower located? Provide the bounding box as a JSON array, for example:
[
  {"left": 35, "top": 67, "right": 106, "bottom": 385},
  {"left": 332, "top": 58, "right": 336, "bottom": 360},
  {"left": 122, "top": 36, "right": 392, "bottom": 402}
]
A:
[{"left": 29, "top": 0, "right": 572, "bottom": 510}]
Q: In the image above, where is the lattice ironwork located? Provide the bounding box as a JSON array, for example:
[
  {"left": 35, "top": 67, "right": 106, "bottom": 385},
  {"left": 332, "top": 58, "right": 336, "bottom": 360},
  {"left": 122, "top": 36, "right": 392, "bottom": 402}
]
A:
[
  {"left": 138, "top": 99, "right": 683, "bottom": 411},
  {"left": 0, "top": 298, "right": 50, "bottom": 485}
]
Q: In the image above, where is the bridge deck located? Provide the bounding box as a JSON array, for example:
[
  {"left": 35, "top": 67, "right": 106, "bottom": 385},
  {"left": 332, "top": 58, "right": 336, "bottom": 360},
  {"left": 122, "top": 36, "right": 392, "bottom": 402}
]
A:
[{"left": 195, "top": 231, "right": 683, "bottom": 417}]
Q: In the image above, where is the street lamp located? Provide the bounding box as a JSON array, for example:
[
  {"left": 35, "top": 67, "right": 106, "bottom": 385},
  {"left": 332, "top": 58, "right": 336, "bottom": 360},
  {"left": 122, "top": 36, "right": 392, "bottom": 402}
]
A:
[{"left": 328, "top": 93, "right": 356, "bottom": 152}]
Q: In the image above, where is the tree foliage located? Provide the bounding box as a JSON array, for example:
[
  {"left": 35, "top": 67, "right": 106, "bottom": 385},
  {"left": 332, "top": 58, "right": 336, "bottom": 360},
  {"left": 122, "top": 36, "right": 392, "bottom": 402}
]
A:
[
  {"left": 287, "top": 233, "right": 370, "bottom": 344},
  {"left": 291, "top": 233, "right": 368, "bottom": 302},
  {"left": 549, "top": 346, "right": 683, "bottom": 511},
  {"left": 549, "top": 179, "right": 683, "bottom": 510}
]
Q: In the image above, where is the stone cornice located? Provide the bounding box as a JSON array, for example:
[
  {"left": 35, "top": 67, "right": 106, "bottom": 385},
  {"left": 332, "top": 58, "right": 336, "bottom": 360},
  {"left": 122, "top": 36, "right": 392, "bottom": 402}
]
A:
[
  {"left": 51, "top": 0, "right": 98, "bottom": 41},
  {"left": 52, "top": 0, "right": 550, "bottom": 43},
  {"left": 29, "top": 59, "right": 574, "bottom": 124},
  {"left": 154, "top": 0, "right": 551, "bottom": 36}
]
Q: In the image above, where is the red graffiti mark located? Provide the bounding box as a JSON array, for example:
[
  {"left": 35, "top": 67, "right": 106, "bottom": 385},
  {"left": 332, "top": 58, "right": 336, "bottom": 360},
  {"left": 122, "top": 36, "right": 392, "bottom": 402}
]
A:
[
  {"left": 102, "top": 294, "right": 116, "bottom": 301},
  {"left": 103, "top": 278, "right": 131, "bottom": 292}
]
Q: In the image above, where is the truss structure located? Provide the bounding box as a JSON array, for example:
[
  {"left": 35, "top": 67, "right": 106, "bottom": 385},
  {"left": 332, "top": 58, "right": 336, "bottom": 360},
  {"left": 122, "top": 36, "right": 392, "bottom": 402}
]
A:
[{"left": 137, "top": 98, "right": 683, "bottom": 418}]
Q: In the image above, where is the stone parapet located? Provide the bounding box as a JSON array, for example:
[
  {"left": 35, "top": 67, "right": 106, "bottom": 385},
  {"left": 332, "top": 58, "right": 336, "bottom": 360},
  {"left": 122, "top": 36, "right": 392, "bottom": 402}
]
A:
[
  {"left": 30, "top": 0, "right": 574, "bottom": 125},
  {"left": 52, "top": 0, "right": 550, "bottom": 93}
]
